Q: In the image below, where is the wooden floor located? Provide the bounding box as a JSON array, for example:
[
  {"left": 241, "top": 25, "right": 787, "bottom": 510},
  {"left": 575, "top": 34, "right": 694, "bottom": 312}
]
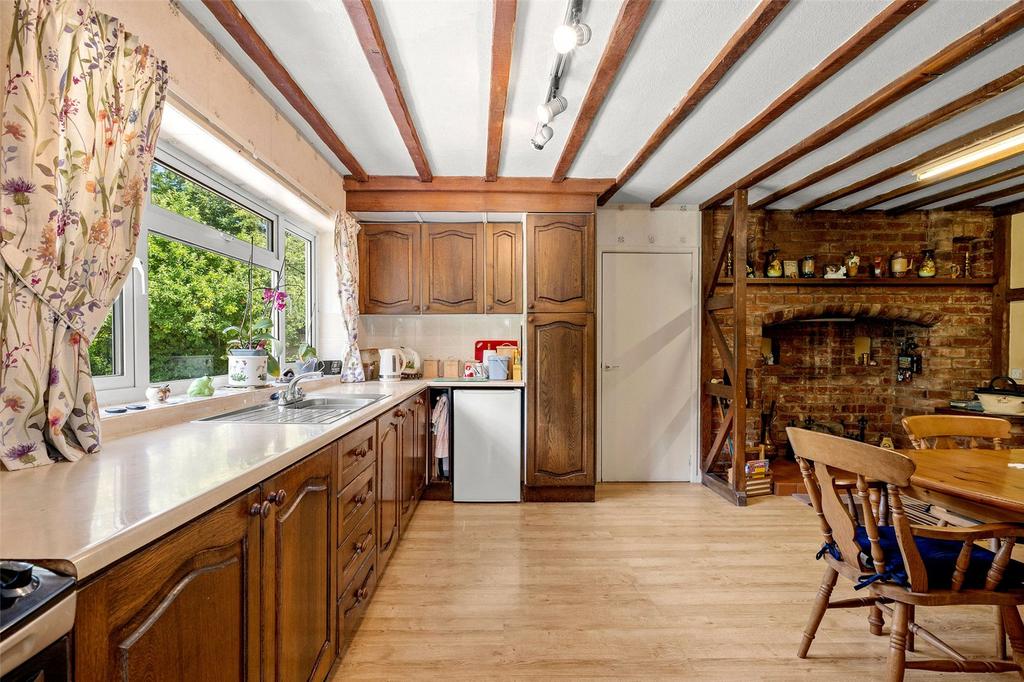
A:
[{"left": 335, "top": 483, "right": 1013, "bottom": 680}]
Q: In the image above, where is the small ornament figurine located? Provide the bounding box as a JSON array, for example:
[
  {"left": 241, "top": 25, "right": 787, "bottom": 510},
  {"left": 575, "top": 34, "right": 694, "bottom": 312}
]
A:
[
  {"left": 871, "top": 256, "right": 885, "bottom": 278},
  {"left": 917, "top": 248, "right": 936, "bottom": 278},
  {"left": 844, "top": 251, "right": 860, "bottom": 277},
  {"left": 823, "top": 264, "right": 847, "bottom": 279},
  {"left": 725, "top": 248, "right": 734, "bottom": 278},
  {"left": 764, "top": 248, "right": 783, "bottom": 278},
  {"left": 187, "top": 376, "right": 215, "bottom": 398}
]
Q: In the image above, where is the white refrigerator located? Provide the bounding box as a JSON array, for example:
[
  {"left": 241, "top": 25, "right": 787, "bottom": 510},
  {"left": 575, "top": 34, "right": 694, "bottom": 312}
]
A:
[{"left": 452, "top": 389, "right": 522, "bottom": 502}]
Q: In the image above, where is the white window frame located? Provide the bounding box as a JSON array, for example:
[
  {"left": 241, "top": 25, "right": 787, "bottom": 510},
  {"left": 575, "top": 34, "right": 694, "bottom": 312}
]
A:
[{"left": 94, "top": 146, "right": 319, "bottom": 404}]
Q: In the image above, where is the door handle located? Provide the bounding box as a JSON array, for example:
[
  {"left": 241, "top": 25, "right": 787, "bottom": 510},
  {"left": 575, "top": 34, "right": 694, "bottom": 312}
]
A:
[{"left": 603, "top": 364, "right": 621, "bottom": 370}]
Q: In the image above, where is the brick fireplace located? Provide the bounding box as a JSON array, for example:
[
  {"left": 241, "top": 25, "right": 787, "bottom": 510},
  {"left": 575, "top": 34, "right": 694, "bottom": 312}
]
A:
[{"left": 707, "top": 208, "right": 997, "bottom": 452}]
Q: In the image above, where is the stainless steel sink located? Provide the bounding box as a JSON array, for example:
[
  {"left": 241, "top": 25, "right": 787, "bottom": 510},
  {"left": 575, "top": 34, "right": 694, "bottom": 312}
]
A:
[{"left": 199, "top": 394, "right": 387, "bottom": 425}]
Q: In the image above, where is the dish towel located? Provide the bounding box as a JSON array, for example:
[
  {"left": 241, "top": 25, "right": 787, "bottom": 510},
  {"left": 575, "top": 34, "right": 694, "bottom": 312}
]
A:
[{"left": 431, "top": 395, "right": 450, "bottom": 479}]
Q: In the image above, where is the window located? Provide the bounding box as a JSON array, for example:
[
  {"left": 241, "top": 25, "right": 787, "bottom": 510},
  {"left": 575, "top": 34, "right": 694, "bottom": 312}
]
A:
[{"left": 93, "top": 150, "right": 318, "bottom": 403}]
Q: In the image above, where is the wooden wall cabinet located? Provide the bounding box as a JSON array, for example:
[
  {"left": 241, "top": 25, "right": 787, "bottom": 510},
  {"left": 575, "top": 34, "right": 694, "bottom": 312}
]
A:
[
  {"left": 486, "top": 222, "right": 523, "bottom": 313},
  {"left": 261, "top": 446, "right": 335, "bottom": 682},
  {"left": 422, "top": 223, "right": 485, "bottom": 313},
  {"left": 527, "top": 214, "right": 594, "bottom": 313},
  {"left": 526, "top": 313, "right": 596, "bottom": 488},
  {"left": 359, "top": 223, "right": 421, "bottom": 314},
  {"left": 75, "top": 489, "right": 263, "bottom": 681}
]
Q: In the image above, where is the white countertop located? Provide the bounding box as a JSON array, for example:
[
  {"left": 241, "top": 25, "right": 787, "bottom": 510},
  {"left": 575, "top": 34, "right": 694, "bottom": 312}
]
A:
[{"left": 1, "top": 379, "right": 524, "bottom": 580}]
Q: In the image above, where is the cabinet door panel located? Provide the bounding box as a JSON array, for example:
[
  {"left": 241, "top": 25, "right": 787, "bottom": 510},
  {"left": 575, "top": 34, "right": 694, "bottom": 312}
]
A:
[
  {"left": 376, "top": 409, "right": 401, "bottom": 573},
  {"left": 527, "top": 215, "right": 593, "bottom": 313},
  {"left": 415, "top": 392, "right": 429, "bottom": 498},
  {"left": 262, "top": 447, "right": 335, "bottom": 682},
  {"left": 422, "top": 223, "right": 485, "bottom": 313},
  {"left": 486, "top": 222, "right": 522, "bottom": 313},
  {"left": 359, "top": 223, "right": 420, "bottom": 314},
  {"left": 75, "top": 489, "right": 261, "bottom": 682},
  {"left": 526, "top": 313, "right": 595, "bottom": 486}
]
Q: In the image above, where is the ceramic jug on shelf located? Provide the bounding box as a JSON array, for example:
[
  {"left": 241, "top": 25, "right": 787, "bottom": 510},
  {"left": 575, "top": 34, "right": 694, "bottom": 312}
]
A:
[{"left": 889, "top": 251, "right": 913, "bottom": 278}]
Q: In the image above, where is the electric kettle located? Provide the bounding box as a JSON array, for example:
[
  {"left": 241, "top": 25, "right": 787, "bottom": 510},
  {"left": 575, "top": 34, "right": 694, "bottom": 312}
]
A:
[{"left": 378, "top": 348, "right": 407, "bottom": 382}]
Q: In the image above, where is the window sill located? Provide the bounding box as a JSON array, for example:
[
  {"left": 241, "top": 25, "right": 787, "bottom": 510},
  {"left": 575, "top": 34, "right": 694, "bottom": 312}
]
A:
[{"left": 99, "top": 377, "right": 342, "bottom": 442}]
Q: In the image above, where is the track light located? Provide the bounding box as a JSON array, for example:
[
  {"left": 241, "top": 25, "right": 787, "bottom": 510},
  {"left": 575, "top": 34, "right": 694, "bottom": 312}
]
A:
[
  {"left": 553, "top": 22, "right": 591, "bottom": 54},
  {"left": 914, "top": 126, "right": 1024, "bottom": 180},
  {"left": 536, "top": 96, "right": 568, "bottom": 124},
  {"left": 531, "top": 124, "right": 554, "bottom": 150}
]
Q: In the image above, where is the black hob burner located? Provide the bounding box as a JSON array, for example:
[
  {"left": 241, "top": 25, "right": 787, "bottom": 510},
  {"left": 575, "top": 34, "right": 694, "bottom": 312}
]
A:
[{"left": 0, "top": 560, "right": 74, "bottom": 642}]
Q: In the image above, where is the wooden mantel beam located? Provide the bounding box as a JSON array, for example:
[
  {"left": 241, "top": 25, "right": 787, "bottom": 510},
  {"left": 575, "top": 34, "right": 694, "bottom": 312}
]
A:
[
  {"left": 799, "top": 111, "right": 1024, "bottom": 212},
  {"left": 344, "top": 0, "right": 433, "bottom": 182},
  {"left": 596, "top": 0, "right": 789, "bottom": 206},
  {"left": 651, "top": 0, "right": 924, "bottom": 208},
  {"left": 700, "top": 2, "right": 1024, "bottom": 209},
  {"left": 202, "top": 0, "right": 368, "bottom": 181},
  {"left": 552, "top": 0, "right": 653, "bottom": 183},
  {"left": 485, "top": 0, "right": 517, "bottom": 182},
  {"left": 751, "top": 67, "right": 1024, "bottom": 209}
]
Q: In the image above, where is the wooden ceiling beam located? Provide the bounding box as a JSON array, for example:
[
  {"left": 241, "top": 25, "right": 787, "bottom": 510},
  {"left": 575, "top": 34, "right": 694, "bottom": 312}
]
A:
[
  {"left": 651, "top": 0, "right": 924, "bottom": 208},
  {"left": 700, "top": 2, "right": 1024, "bottom": 210},
  {"left": 596, "top": 0, "right": 789, "bottom": 206},
  {"left": 885, "top": 165, "right": 1024, "bottom": 214},
  {"left": 552, "top": 0, "right": 653, "bottom": 183},
  {"left": 485, "top": 0, "right": 517, "bottom": 182},
  {"left": 343, "top": 175, "right": 613, "bottom": 194},
  {"left": 202, "top": 0, "right": 368, "bottom": 181},
  {"left": 994, "top": 198, "right": 1024, "bottom": 216},
  {"left": 343, "top": 0, "right": 433, "bottom": 181},
  {"left": 752, "top": 67, "right": 1024, "bottom": 209},
  {"left": 799, "top": 111, "right": 1024, "bottom": 211},
  {"left": 941, "top": 181, "right": 1024, "bottom": 211}
]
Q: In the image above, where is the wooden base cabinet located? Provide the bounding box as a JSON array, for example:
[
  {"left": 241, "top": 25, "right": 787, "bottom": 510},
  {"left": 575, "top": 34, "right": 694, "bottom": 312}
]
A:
[
  {"left": 75, "top": 489, "right": 263, "bottom": 681},
  {"left": 261, "top": 446, "right": 336, "bottom": 682},
  {"left": 526, "top": 313, "right": 596, "bottom": 488},
  {"left": 376, "top": 406, "right": 402, "bottom": 575},
  {"left": 400, "top": 392, "right": 429, "bottom": 534}
]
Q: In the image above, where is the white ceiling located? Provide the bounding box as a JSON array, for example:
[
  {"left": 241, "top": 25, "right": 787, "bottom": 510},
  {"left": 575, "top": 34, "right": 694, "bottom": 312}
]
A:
[{"left": 181, "top": 0, "right": 1024, "bottom": 211}]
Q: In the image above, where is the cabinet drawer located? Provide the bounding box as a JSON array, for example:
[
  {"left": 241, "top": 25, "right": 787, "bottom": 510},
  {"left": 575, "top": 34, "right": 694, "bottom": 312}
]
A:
[
  {"left": 338, "top": 463, "right": 375, "bottom": 533},
  {"left": 340, "top": 549, "right": 377, "bottom": 647},
  {"left": 339, "top": 503, "right": 375, "bottom": 591},
  {"left": 339, "top": 421, "right": 375, "bottom": 489}
]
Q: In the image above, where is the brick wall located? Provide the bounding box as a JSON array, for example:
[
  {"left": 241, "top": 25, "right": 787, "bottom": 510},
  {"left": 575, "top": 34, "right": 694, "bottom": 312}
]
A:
[{"left": 706, "top": 208, "right": 996, "bottom": 457}]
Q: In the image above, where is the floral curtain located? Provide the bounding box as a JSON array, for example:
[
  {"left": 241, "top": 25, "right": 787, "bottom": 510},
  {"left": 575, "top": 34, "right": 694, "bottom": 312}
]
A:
[
  {"left": 334, "top": 212, "right": 364, "bottom": 382},
  {"left": 1, "top": 0, "right": 167, "bottom": 469}
]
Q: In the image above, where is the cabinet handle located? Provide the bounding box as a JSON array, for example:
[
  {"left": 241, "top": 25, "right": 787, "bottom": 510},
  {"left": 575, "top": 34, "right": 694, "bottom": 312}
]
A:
[
  {"left": 353, "top": 492, "right": 369, "bottom": 508},
  {"left": 353, "top": 447, "right": 368, "bottom": 459},
  {"left": 486, "top": 304, "right": 493, "bottom": 311},
  {"left": 394, "top": 409, "right": 406, "bottom": 419},
  {"left": 528, "top": 301, "right": 535, "bottom": 310},
  {"left": 423, "top": 304, "right": 429, "bottom": 311},
  {"left": 353, "top": 531, "right": 372, "bottom": 555},
  {"left": 414, "top": 397, "right": 424, "bottom": 406},
  {"left": 413, "top": 305, "right": 420, "bottom": 312},
  {"left": 527, "top": 316, "right": 534, "bottom": 323},
  {"left": 250, "top": 501, "right": 271, "bottom": 518},
  {"left": 267, "top": 489, "right": 287, "bottom": 507},
  {"left": 355, "top": 587, "right": 369, "bottom": 602}
]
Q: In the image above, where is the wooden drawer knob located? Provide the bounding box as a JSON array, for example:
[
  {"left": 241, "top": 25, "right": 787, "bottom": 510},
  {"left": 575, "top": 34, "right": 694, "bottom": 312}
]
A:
[
  {"left": 267, "top": 489, "right": 286, "bottom": 507},
  {"left": 250, "top": 501, "right": 271, "bottom": 518}
]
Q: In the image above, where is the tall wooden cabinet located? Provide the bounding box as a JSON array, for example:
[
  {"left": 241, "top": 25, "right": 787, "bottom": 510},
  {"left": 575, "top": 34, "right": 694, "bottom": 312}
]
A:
[
  {"left": 422, "top": 223, "right": 485, "bottom": 313},
  {"left": 525, "top": 214, "right": 596, "bottom": 501},
  {"left": 526, "top": 214, "right": 594, "bottom": 313},
  {"left": 359, "top": 223, "right": 421, "bottom": 314}
]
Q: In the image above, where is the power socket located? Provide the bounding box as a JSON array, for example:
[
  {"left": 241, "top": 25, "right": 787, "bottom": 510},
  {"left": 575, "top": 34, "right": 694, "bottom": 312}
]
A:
[{"left": 1011, "top": 368, "right": 1023, "bottom": 380}]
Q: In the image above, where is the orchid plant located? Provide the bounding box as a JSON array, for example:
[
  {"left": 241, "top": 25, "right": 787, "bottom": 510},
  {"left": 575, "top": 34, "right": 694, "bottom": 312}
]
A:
[{"left": 222, "top": 241, "right": 287, "bottom": 374}]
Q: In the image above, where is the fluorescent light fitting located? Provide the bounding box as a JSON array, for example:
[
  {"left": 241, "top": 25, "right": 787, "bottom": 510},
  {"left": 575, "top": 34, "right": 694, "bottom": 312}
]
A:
[
  {"left": 531, "top": 124, "right": 554, "bottom": 150},
  {"left": 915, "top": 126, "right": 1024, "bottom": 181},
  {"left": 537, "top": 96, "right": 568, "bottom": 124},
  {"left": 553, "top": 22, "right": 591, "bottom": 54}
]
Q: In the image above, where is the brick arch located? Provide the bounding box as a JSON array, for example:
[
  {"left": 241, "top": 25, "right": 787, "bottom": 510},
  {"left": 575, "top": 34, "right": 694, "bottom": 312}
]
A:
[{"left": 759, "top": 303, "right": 942, "bottom": 328}]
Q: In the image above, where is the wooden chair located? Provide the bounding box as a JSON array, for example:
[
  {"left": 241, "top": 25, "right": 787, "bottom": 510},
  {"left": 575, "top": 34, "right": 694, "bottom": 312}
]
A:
[
  {"left": 902, "top": 414, "right": 1012, "bottom": 451},
  {"left": 788, "top": 427, "right": 1024, "bottom": 680}
]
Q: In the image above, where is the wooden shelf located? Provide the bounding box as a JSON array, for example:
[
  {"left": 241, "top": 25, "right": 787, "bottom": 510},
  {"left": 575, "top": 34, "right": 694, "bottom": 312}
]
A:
[{"left": 716, "top": 277, "right": 994, "bottom": 287}]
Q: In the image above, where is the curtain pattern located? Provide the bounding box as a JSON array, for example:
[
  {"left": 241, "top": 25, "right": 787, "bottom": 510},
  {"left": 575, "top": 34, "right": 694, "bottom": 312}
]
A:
[
  {"left": 334, "top": 212, "right": 364, "bottom": 382},
  {"left": 1, "top": 0, "right": 167, "bottom": 469}
]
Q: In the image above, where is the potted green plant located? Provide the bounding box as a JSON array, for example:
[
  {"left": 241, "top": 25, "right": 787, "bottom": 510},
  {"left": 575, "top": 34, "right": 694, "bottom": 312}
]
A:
[
  {"left": 223, "top": 250, "right": 287, "bottom": 387},
  {"left": 296, "top": 343, "right": 320, "bottom": 374}
]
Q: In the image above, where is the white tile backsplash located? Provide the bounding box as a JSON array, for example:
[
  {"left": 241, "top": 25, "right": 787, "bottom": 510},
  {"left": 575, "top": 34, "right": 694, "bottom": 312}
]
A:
[{"left": 359, "top": 315, "right": 523, "bottom": 361}]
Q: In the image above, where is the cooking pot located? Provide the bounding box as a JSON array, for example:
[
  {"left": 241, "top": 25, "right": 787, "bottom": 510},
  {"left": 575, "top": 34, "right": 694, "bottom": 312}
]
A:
[{"left": 975, "top": 376, "right": 1024, "bottom": 415}]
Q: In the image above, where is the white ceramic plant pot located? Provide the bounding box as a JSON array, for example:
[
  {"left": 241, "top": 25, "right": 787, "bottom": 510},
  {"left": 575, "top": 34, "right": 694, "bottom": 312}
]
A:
[{"left": 228, "top": 350, "right": 269, "bottom": 387}]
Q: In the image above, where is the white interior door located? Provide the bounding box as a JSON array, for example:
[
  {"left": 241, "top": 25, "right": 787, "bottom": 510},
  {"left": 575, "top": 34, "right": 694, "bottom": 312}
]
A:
[{"left": 601, "top": 252, "right": 696, "bottom": 482}]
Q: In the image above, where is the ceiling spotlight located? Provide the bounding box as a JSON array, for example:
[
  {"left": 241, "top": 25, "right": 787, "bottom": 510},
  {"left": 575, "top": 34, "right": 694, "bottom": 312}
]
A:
[
  {"left": 531, "top": 124, "right": 554, "bottom": 150},
  {"left": 536, "top": 96, "right": 568, "bottom": 124},
  {"left": 553, "top": 22, "right": 591, "bottom": 54}
]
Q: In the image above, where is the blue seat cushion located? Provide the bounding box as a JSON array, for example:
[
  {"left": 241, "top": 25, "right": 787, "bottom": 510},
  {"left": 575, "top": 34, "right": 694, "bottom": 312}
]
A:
[{"left": 853, "top": 526, "right": 1024, "bottom": 591}]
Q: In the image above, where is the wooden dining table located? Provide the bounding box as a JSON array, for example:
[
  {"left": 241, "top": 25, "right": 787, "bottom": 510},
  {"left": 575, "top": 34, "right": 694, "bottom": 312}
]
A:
[{"left": 897, "top": 447, "right": 1024, "bottom": 523}]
